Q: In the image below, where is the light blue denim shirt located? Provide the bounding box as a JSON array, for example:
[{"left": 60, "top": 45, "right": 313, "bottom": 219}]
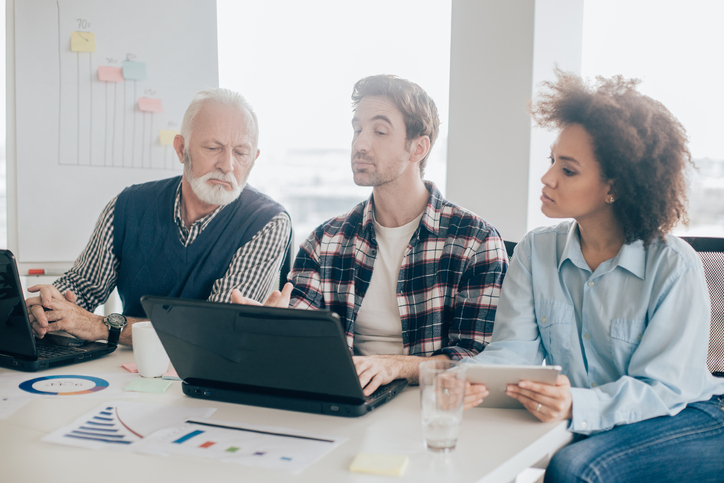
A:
[{"left": 469, "top": 220, "right": 724, "bottom": 435}]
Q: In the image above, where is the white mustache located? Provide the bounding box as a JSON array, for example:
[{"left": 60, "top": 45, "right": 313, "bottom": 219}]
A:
[{"left": 202, "top": 170, "right": 239, "bottom": 189}]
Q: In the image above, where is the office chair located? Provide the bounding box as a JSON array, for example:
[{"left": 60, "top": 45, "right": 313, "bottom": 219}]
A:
[{"left": 682, "top": 237, "right": 724, "bottom": 378}]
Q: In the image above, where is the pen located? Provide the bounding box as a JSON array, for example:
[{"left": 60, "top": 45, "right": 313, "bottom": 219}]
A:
[{"left": 27, "top": 269, "right": 66, "bottom": 276}]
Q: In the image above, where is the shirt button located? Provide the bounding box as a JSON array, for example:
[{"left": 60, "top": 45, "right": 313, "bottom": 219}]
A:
[
  {"left": 591, "top": 382, "right": 597, "bottom": 387},
  {"left": 370, "top": 249, "right": 377, "bottom": 256},
  {"left": 581, "top": 421, "right": 588, "bottom": 429},
  {"left": 637, "top": 334, "right": 642, "bottom": 341},
  {"left": 541, "top": 316, "right": 546, "bottom": 323},
  {"left": 584, "top": 333, "right": 590, "bottom": 340},
  {"left": 588, "top": 281, "right": 595, "bottom": 287}
]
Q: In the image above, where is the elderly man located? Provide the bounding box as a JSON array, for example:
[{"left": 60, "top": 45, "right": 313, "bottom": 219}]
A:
[
  {"left": 235, "top": 75, "right": 507, "bottom": 396},
  {"left": 27, "top": 88, "right": 290, "bottom": 346}
]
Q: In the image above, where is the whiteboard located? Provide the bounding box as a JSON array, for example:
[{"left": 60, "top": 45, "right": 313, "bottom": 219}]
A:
[{"left": 8, "top": 0, "right": 218, "bottom": 268}]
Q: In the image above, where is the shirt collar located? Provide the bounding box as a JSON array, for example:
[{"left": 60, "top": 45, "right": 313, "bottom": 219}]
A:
[
  {"left": 558, "top": 221, "right": 646, "bottom": 279},
  {"left": 614, "top": 240, "right": 646, "bottom": 279},
  {"left": 173, "top": 181, "right": 185, "bottom": 230},
  {"left": 361, "top": 181, "right": 441, "bottom": 236},
  {"left": 173, "top": 180, "right": 223, "bottom": 232},
  {"left": 559, "top": 222, "right": 588, "bottom": 272}
]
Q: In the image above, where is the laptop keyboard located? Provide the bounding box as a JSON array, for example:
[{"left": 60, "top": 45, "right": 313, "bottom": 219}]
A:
[
  {"left": 37, "top": 344, "right": 86, "bottom": 359},
  {"left": 365, "top": 385, "right": 389, "bottom": 400},
  {"left": 364, "top": 380, "right": 406, "bottom": 401}
]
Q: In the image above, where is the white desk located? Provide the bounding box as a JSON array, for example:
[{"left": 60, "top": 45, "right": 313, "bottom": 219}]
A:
[{"left": 0, "top": 348, "right": 572, "bottom": 483}]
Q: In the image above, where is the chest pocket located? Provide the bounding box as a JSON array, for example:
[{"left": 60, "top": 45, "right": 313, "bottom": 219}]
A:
[
  {"left": 610, "top": 319, "right": 646, "bottom": 374},
  {"left": 535, "top": 300, "right": 574, "bottom": 368}
]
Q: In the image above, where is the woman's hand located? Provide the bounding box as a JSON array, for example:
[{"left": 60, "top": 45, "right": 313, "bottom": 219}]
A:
[
  {"left": 463, "top": 381, "right": 489, "bottom": 410},
  {"left": 506, "top": 374, "right": 572, "bottom": 422}
]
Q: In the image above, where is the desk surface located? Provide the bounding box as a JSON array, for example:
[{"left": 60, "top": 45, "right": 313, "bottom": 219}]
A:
[{"left": 0, "top": 348, "right": 572, "bottom": 483}]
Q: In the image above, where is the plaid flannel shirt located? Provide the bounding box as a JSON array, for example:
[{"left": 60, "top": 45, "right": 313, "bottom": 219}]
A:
[{"left": 289, "top": 182, "right": 508, "bottom": 359}]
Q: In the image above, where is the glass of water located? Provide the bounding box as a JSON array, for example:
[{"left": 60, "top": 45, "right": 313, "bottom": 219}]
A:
[{"left": 419, "top": 360, "right": 467, "bottom": 453}]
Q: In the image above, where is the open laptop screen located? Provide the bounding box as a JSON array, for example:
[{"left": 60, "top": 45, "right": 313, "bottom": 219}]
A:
[
  {"left": 141, "top": 296, "right": 368, "bottom": 401},
  {"left": 0, "top": 250, "right": 38, "bottom": 359}
]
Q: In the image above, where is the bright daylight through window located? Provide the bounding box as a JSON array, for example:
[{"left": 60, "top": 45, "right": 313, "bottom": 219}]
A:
[
  {"left": 216, "top": 0, "right": 452, "bottom": 246},
  {"left": 582, "top": 0, "right": 724, "bottom": 236},
  {"left": 0, "top": 2, "right": 721, "bottom": 249}
]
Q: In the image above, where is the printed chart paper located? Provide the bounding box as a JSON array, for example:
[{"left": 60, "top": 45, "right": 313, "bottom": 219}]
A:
[
  {"left": 0, "top": 372, "right": 139, "bottom": 400},
  {"left": 136, "top": 418, "right": 347, "bottom": 473},
  {"left": 43, "top": 400, "right": 215, "bottom": 451}
]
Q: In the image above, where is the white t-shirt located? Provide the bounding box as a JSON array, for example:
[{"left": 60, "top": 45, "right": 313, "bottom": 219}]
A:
[{"left": 353, "top": 212, "right": 423, "bottom": 356}]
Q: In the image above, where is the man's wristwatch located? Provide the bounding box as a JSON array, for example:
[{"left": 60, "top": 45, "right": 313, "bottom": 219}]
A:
[{"left": 103, "top": 313, "right": 127, "bottom": 346}]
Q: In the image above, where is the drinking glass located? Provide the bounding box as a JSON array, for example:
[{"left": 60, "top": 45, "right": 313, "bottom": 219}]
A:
[{"left": 419, "top": 359, "right": 467, "bottom": 453}]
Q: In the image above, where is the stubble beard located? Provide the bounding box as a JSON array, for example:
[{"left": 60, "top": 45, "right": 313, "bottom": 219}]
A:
[{"left": 351, "top": 152, "right": 383, "bottom": 187}]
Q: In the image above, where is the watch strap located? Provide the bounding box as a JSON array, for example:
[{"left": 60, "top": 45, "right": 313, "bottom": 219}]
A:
[{"left": 107, "top": 325, "right": 121, "bottom": 346}]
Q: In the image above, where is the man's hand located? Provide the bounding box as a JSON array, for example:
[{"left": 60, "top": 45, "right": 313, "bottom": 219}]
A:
[
  {"left": 26, "top": 284, "right": 106, "bottom": 341},
  {"left": 353, "top": 355, "right": 403, "bottom": 397},
  {"left": 352, "top": 354, "right": 450, "bottom": 397},
  {"left": 505, "top": 375, "right": 572, "bottom": 422},
  {"left": 231, "top": 282, "right": 293, "bottom": 308}
]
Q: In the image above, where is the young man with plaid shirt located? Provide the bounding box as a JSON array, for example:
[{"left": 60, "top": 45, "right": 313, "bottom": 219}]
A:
[{"left": 234, "top": 75, "right": 507, "bottom": 395}]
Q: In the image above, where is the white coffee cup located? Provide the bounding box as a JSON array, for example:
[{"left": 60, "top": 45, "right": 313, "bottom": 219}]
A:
[{"left": 132, "top": 321, "right": 170, "bottom": 378}]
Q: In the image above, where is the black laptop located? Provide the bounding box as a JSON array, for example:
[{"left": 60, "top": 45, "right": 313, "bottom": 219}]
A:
[
  {"left": 140, "top": 295, "right": 407, "bottom": 417},
  {"left": 0, "top": 249, "right": 117, "bottom": 371}
]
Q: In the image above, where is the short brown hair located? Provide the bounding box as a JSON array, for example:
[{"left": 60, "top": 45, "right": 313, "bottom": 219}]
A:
[
  {"left": 352, "top": 75, "right": 440, "bottom": 176},
  {"left": 530, "top": 69, "right": 692, "bottom": 247}
]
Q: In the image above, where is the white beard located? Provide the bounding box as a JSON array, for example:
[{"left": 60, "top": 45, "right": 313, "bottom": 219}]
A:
[{"left": 184, "top": 152, "right": 244, "bottom": 206}]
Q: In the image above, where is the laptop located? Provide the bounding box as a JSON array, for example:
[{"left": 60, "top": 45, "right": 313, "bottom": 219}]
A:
[
  {"left": 0, "top": 249, "right": 117, "bottom": 372},
  {"left": 140, "top": 295, "right": 408, "bottom": 417}
]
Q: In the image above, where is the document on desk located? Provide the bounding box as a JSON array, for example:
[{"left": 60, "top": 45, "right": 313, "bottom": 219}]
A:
[
  {"left": 0, "top": 372, "right": 140, "bottom": 400},
  {"left": 0, "top": 396, "right": 33, "bottom": 420},
  {"left": 134, "top": 418, "right": 348, "bottom": 474},
  {"left": 43, "top": 401, "right": 216, "bottom": 451}
]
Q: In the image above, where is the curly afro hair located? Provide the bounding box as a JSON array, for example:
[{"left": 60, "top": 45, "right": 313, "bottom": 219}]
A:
[{"left": 530, "top": 69, "right": 693, "bottom": 247}]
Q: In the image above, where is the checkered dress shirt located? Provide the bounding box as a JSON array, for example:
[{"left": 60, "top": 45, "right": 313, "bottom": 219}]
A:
[{"left": 289, "top": 182, "right": 508, "bottom": 359}]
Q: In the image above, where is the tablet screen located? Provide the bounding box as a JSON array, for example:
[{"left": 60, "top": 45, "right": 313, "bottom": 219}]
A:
[{"left": 465, "top": 364, "right": 561, "bottom": 409}]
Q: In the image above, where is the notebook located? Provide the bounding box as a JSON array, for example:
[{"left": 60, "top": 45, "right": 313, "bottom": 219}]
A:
[
  {"left": 0, "top": 249, "right": 117, "bottom": 372},
  {"left": 140, "top": 295, "right": 408, "bottom": 417}
]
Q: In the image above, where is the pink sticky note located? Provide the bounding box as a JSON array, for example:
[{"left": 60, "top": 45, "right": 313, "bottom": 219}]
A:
[
  {"left": 123, "top": 362, "right": 178, "bottom": 379},
  {"left": 98, "top": 66, "right": 124, "bottom": 82},
  {"left": 138, "top": 97, "right": 163, "bottom": 113}
]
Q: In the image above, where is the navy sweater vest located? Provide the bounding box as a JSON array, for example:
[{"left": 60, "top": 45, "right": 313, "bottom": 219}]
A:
[{"left": 113, "top": 176, "right": 285, "bottom": 317}]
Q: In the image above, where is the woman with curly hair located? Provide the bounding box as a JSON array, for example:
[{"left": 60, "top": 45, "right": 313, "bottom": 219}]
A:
[{"left": 464, "top": 70, "right": 724, "bottom": 482}]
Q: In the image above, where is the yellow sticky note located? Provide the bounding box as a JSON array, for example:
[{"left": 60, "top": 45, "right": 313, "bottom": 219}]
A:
[
  {"left": 159, "top": 130, "right": 180, "bottom": 146},
  {"left": 70, "top": 31, "right": 96, "bottom": 52},
  {"left": 349, "top": 453, "right": 409, "bottom": 477}
]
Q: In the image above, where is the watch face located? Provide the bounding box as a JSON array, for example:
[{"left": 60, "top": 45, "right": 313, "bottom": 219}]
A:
[{"left": 106, "top": 313, "right": 127, "bottom": 329}]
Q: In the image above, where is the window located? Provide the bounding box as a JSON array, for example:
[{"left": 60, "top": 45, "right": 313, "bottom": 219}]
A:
[
  {"left": 217, "top": 0, "right": 451, "bottom": 245},
  {"left": 582, "top": 0, "right": 724, "bottom": 236}
]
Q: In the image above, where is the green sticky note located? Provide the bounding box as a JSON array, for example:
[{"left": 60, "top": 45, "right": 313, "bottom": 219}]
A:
[{"left": 125, "top": 378, "right": 172, "bottom": 393}]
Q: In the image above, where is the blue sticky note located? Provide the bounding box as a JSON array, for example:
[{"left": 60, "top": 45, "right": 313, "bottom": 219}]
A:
[{"left": 122, "top": 60, "right": 147, "bottom": 81}]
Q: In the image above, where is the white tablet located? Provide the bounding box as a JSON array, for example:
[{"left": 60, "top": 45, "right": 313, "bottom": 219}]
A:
[{"left": 465, "top": 364, "right": 562, "bottom": 409}]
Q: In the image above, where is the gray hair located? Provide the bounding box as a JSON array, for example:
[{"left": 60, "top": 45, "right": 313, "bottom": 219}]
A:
[{"left": 180, "top": 88, "right": 259, "bottom": 149}]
